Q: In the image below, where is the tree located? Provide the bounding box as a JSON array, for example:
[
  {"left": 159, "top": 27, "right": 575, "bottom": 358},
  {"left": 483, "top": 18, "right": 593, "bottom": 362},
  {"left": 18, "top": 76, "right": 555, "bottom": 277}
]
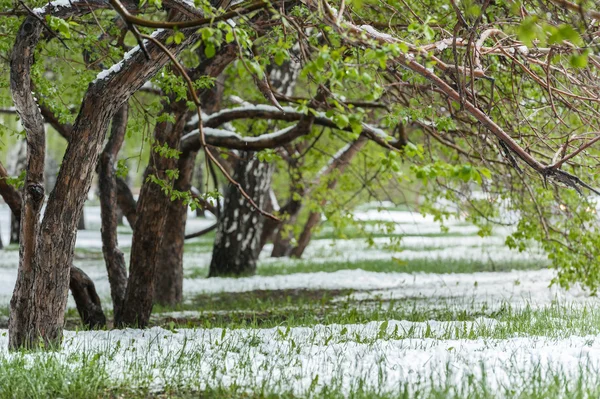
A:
[
  {"left": 209, "top": 151, "right": 275, "bottom": 276},
  {"left": 5, "top": 0, "right": 600, "bottom": 351}
]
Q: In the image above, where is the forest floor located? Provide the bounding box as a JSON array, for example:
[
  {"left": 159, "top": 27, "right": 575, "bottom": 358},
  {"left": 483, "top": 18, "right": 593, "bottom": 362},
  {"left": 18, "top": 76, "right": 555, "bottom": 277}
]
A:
[{"left": 1, "top": 204, "right": 600, "bottom": 398}]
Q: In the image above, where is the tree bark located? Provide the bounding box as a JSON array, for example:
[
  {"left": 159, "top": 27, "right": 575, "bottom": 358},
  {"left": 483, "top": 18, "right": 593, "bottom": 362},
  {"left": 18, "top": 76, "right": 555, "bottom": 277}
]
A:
[
  {"left": 270, "top": 198, "right": 303, "bottom": 257},
  {"left": 150, "top": 52, "right": 232, "bottom": 308},
  {"left": 209, "top": 153, "right": 274, "bottom": 277},
  {"left": 99, "top": 105, "right": 129, "bottom": 320},
  {"left": 116, "top": 177, "right": 138, "bottom": 227},
  {"left": 118, "top": 105, "right": 189, "bottom": 327},
  {"left": 2, "top": 157, "right": 107, "bottom": 331},
  {"left": 153, "top": 149, "right": 197, "bottom": 306},
  {"left": 6, "top": 141, "right": 26, "bottom": 245},
  {"left": 69, "top": 266, "right": 106, "bottom": 329},
  {"left": 9, "top": 4, "right": 198, "bottom": 348}
]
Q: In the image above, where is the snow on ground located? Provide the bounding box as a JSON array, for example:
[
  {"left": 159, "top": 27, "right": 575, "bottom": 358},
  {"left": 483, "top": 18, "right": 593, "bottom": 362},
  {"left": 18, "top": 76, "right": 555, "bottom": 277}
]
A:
[
  {"left": 182, "top": 268, "right": 597, "bottom": 310},
  {"left": 1, "top": 320, "right": 600, "bottom": 395},
  {"left": 0, "top": 204, "right": 574, "bottom": 311},
  {"left": 2, "top": 202, "right": 600, "bottom": 395}
]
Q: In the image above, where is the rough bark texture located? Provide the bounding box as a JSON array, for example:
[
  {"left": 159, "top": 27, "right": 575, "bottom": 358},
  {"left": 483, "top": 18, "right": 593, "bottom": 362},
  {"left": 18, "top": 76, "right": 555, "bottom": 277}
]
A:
[
  {"left": 99, "top": 105, "right": 129, "bottom": 320},
  {"left": 209, "top": 153, "right": 274, "bottom": 277},
  {"left": 194, "top": 157, "right": 205, "bottom": 217},
  {"left": 7, "top": 140, "right": 26, "bottom": 245},
  {"left": 153, "top": 149, "right": 197, "bottom": 306},
  {"left": 116, "top": 177, "right": 138, "bottom": 227},
  {"left": 118, "top": 104, "right": 189, "bottom": 327},
  {"left": 9, "top": 3, "right": 198, "bottom": 348},
  {"left": 69, "top": 266, "right": 106, "bottom": 329},
  {"left": 2, "top": 156, "right": 107, "bottom": 331},
  {"left": 291, "top": 135, "right": 369, "bottom": 258},
  {"left": 9, "top": 16, "right": 49, "bottom": 349},
  {"left": 150, "top": 51, "right": 232, "bottom": 307},
  {"left": 270, "top": 197, "right": 303, "bottom": 257}
]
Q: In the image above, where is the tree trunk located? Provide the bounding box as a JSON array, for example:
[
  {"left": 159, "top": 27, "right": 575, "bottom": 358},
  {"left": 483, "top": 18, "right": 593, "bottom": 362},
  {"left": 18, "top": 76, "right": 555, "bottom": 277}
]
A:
[
  {"left": 69, "top": 265, "right": 106, "bottom": 329},
  {"left": 0, "top": 161, "right": 22, "bottom": 247},
  {"left": 209, "top": 153, "right": 274, "bottom": 277},
  {"left": 77, "top": 212, "right": 86, "bottom": 230},
  {"left": 194, "top": 156, "right": 205, "bottom": 217},
  {"left": 150, "top": 59, "right": 231, "bottom": 307},
  {"left": 7, "top": 140, "right": 26, "bottom": 245},
  {"left": 270, "top": 200, "right": 303, "bottom": 257},
  {"left": 153, "top": 149, "right": 197, "bottom": 306},
  {"left": 116, "top": 177, "right": 137, "bottom": 228},
  {"left": 9, "top": 216, "right": 19, "bottom": 245},
  {"left": 9, "top": 9, "right": 197, "bottom": 348},
  {"left": 99, "top": 105, "right": 129, "bottom": 320},
  {"left": 118, "top": 106, "right": 188, "bottom": 327},
  {"left": 3, "top": 156, "right": 106, "bottom": 331}
]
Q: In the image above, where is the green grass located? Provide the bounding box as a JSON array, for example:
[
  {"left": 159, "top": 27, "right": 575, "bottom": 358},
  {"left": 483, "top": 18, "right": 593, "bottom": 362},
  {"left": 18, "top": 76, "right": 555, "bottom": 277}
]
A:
[
  {"left": 149, "top": 286, "right": 600, "bottom": 340},
  {"left": 184, "top": 258, "right": 546, "bottom": 280},
  {"left": 1, "top": 338, "right": 600, "bottom": 399},
  {"left": 0, "top": 211, "right": 587, "bottom": 398}
]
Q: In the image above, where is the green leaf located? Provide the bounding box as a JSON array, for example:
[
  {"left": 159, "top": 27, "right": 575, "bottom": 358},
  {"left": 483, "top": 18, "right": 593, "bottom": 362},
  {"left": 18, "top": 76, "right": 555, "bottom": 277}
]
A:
[
  {"left": 570, "top": 52, "right": 589, "bottom": 68},
  {"left": 204, "top": 43, "right": 216, "bottom": 58}
]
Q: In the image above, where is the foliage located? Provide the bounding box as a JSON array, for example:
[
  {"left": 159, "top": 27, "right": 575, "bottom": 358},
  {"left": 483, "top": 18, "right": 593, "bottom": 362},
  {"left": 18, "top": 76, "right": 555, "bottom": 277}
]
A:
[{"left": 2, "top": 0, "right": 600, "bottom": 290}]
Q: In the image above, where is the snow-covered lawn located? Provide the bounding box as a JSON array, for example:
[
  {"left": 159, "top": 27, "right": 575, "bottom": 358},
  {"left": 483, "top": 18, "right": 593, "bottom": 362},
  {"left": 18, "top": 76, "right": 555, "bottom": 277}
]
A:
[
  {"left": 3, "top": 319, "right": 600, "bottom": 397},
  {"left": 1, "top": 203, "right": 599, "bottom": 397}
]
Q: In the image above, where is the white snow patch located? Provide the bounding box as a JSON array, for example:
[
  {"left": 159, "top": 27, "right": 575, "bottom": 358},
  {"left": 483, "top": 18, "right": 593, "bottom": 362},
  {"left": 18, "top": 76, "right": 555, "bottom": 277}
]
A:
[{"left": 1, "top": 322, "right": 600, "bottom": 395}]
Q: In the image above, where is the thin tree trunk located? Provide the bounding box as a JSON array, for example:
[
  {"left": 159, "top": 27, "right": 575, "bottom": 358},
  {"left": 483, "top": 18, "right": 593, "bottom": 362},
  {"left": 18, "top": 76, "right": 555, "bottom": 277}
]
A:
[
  {"left": 98, "top": 105, "right": 129, "bottom": 320},
  {"left": 77, "top": 212, "right": 86, "bottom": 230},
  {"left": 9, "top": 216, "right": 19, "bottom": 245},
  {"left": 270, "top": 199, "right": 303, "bottom": 257},
  {"left": 116, "top": 177, "right": 137, "bottom": 227},
  {"left": 194, "top": 157, "right": 205, "bottom": 217},
  {"left": 290, "top": 134, "right": 369, "bottom": 258},
  {"left": 7, "top": 140, "right": 26, "bottom": 245},
  {"left": 69, "top": 265, "right": 106, "bottom": 329},
  {"left": 118, "top": 107, "right": 188, "bottom": 327},
  {"left": 209, "top": 153, "right": 274, "bottom": 277},
  {"left": 154, "top": 149, "right": 197, "bottom": 306}
]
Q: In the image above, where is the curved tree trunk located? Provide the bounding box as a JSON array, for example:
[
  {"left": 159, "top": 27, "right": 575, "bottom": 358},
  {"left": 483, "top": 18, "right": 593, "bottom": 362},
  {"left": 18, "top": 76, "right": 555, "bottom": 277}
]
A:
[
  {"left": 209, "top": 153, "right": 274, "bottom": 277},
  {"left": 1, "top": 160, "right": 106, "bottom": 329},
  {"left": 69, "top": 266, "right": 106, "bottom": 329},
  {"left": 98, "top": 105, "right": 129, "bottom": 320},
  {"left": 9, "top": 8, "right": 197, "bottom": 348}
]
